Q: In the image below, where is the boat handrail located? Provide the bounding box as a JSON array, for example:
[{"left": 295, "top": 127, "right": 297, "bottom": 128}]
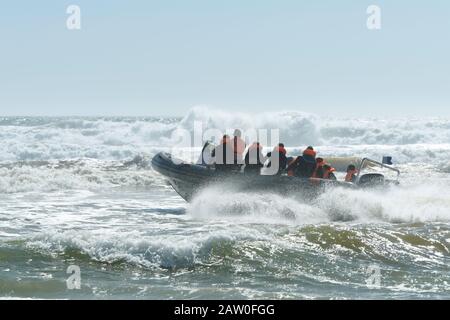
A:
[{"left": 356, "top": 158, "right": 400, "bottom": 180}]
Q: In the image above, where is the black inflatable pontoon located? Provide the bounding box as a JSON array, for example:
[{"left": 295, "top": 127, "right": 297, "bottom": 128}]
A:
[{"left": 151, "top": 152, "right": 395, "bottom": 202}]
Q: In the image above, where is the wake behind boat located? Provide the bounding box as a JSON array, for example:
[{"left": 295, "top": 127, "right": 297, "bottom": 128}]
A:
[{"left": 151, "top": 150, "right": 400, "bottom": 202}]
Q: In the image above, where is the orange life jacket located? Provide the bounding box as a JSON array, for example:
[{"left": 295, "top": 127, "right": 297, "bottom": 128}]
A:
[
  {"left": 303, "top": 148, "right": 317, "bottom": 157},
  {"left": 312, "top": 161, "right": 325, "bottom": 178},
  {"left": 245, "top": 143, "right": 263, "bottom": 167},
  {"left": 345, "top": 169, "right": 358, "bottom": 182},
  {"left": 233, "top": 137, "right": 246, "bottom": 155},
  {"left": 323, "top": 167, "right": 336, "bottom": 179},
  {"left": 221, "top": 136, "right": 231, "bottom": 145},
  {"left": 275, "top": 146, "right": 287, "bottom": 155},
  {"left": 248, "top": 142, "right": 262, "bottom": 151}
]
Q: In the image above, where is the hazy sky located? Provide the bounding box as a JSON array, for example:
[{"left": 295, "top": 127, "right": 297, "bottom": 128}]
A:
[{"left": 0, "top": 0, "right": 449, "bottom": 117}]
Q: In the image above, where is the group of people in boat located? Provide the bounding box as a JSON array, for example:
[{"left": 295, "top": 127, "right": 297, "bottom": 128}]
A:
[{"left": 206, "top": 129, "right": 358, "bottom": 183}]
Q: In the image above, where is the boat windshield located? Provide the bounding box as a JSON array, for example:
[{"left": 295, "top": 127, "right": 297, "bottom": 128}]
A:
[{"left": 357, "top": 158, "right": 401, "bottom": 182}]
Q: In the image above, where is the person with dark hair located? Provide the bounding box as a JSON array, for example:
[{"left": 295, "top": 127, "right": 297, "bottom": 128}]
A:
[
  {"left": 323, "top": 164, "right": 337, "bottom": 180},
  {"left": 287, "top": 146, "right": 317, "bottom": 178},
  {"left": 345, "top": 164, "right": 358, "bottom": 183},
  {"left": 244, "top": 142, "right": 265, "bottom": 175},
  {"left": 312, "top": 157, "right": 325, "bottom": 178},
  {"left": 212, "top": 135, "right": 234, "bottom": 172},
  {"left": 266, "top": 143, "right": 288, "bottom": 175}
]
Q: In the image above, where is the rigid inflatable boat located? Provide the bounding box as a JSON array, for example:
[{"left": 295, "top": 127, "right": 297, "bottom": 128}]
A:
[{"left": 151, "top": 151, "right": 400, "bottom": 202}]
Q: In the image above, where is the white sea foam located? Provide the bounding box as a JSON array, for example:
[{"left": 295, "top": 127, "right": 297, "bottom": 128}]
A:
[
  {"left": 1, "top": 108, "right": 449, "bottom": 194},
  {"left": 314, "top": 183, "right": 450, "bottom": 223},
  {"left": 0, "top": 159, "right": 166, "bottom": 193},
  {"left": 2, "top": 111, "right": 450, "bottom": 299},
  {"left": 1, "top": 107, "right": 450, "bottom": 163},
  {"left": 26, "top": 225, "right": 269, "bottom": 269},
  {"left": 187, "top": 187, "right": 327, "bottom": 225},
  {"left": 0, "top": 117, "right": 176, "bottom": 162},
  {"left": 22, "top": 179, "right": 450, "bottom": 272},
  {"left": 187, "top": 182, "right": 450, "bottom": 225}
]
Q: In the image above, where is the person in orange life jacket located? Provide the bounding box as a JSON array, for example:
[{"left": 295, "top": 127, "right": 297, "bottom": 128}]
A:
[
  {"left": 312, "top": 157, "right": 325, "bottom": 178},
  {"left": 232, "top": 129, "right": 246, "bottom": 165},
  {"left": 212, "top": 135, "right": 234, "bottom": 172},
  {"left": 286, "top": 156, "right": 296, "bottom": 176},
  {"left": 322, "top": 164, "right": 337, "bottom": 180},
  {"left": 244, "top": 142, "right": 265, "bottom": 174},
  {"left": 266, "top": 143, "right": 288, "bottom": 175},
  {"left": 287, "top": 146, "right": 317, "bottom": 178},
  {"left": 345, "top": 164, "right": 358, "bottom": 183}
]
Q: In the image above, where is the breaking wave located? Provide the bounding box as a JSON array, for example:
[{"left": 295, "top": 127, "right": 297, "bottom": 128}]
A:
[
  {"left": 1, "top": 107, "right": 450, "bottom": 194},
  {"left": 1, "top": 107, "right": 450, "bottom": 163},
  {"left": 25, "top": 226, "right": 270, "bottom": 270},
  {"left": 0, "top": 158, "right": 165, "bottom": 193},
  {"left": 22, "top": 206, "right": 450, "bottom": 274},
  {"left": 2, "top": 109, "right": 450, "bottom": 299},
  {"left": 187, "top": 182, "right": 450, "bottom": 225}
]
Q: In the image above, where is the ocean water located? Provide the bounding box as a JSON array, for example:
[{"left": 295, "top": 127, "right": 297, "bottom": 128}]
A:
[{"left": 1, "top": 107, "right": 450, "bottom": 299}]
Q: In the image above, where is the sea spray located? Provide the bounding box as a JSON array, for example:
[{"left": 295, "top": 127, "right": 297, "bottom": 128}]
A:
[
  {"left": 1, "top": 112, "right": 450, "bottom": 299},
  {"left": 2, "top": 108, "right": 450, "bottom": 162}
]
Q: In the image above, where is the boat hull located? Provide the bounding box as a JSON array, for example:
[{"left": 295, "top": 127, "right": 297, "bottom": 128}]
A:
[{"left": 151, "top": 152, "right": 354, "bottom": 201}]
